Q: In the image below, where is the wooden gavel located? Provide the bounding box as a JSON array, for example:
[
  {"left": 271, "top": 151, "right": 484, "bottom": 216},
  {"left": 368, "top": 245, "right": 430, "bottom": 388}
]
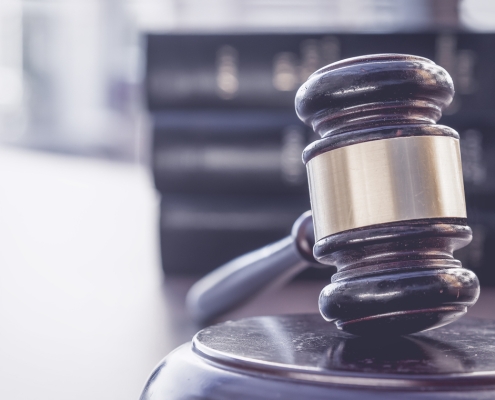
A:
[{"left": 187, "top": 54, "right": 480, "bottom": 336}]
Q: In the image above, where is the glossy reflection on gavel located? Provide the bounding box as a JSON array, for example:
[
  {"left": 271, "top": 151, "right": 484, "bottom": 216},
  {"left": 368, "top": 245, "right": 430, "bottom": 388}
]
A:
[{"left": 187, "top": 54, "right": 480, "bottom": 336}]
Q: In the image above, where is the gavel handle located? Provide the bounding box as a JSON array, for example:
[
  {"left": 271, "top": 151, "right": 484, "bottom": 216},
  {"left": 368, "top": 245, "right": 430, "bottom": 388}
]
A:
[{"left": 186, "top": 236, "right": 310, "bottom": 324}]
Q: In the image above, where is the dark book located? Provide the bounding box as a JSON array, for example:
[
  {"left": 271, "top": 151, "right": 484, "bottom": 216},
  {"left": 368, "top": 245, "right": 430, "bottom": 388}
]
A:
[
  {"left": 159, "top": 194, "right": 334, "bottom": 279},
  {"left": 456, "top": 207, "right": 495, "bottom": 286},
  {"left": 146, "top": 34, "right": 338, "bottom": 110},
  {"left": 160, "top": 196, "right": 310, "bottom": 275},
  {"left": 146, "top": 33, "right": 494, "bottom": 113},
  {"left": 159, "top": 194, "right": 308, "bottom": 275},
  {"left": 152, "top": 111, "right": 314, "bottom": 195},
  {"left": 442, "top": 117, "right": 495, "bottom": 197}
]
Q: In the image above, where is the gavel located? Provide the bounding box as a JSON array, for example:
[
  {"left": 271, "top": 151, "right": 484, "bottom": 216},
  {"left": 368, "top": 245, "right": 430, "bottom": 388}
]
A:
[{"left": 187, "top": 54, "right": 480, "bottom": 336}]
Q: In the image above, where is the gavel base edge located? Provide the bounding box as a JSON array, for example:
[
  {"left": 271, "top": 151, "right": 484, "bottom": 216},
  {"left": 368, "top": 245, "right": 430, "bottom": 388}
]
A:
[{"left": 141, "top": 314, "right": 495, "bottom": 400}]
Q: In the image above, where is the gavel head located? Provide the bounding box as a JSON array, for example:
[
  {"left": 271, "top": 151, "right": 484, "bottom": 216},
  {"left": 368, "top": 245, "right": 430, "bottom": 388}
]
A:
[{"left": 295, "top": 54, "right": 480, "bottom": 336}]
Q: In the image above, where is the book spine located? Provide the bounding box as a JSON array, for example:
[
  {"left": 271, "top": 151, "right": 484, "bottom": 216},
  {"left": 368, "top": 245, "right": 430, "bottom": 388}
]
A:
[
  {"left": 440, "top": 117, "right": 495, "bottom": 197},
  {"left": 457, "top": 208, "right": 495, "bottom": 285},
  {"left": 152, "top": 111, "right": 314, "bottom": 195},
  {"left": 146, "top": 33, "right": 495, "bottom": 112},
  {"left": 159, "top": 195, "right": 310, "bottom": 275},
  {"left": 146, "top": 34, "right": 340, "bottom": 110}
]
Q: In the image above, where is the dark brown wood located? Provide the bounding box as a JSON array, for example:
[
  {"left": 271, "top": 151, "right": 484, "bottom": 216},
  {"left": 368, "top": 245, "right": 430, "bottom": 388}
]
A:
[
  {"left": 296, "top": 54, "right": 454, "bottom": 138},
  {"left": 296, "top": 54, "right": 480, "bottom": 336}
]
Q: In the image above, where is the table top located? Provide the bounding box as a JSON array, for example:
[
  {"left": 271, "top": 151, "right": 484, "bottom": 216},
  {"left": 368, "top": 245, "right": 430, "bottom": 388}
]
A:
[{"left": 0, "top": 145, "right": 493, "bottom": 400}]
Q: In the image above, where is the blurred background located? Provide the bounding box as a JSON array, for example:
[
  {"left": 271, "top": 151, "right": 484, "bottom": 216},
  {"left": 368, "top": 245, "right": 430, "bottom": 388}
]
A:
[{"left": 2, "top": 0, "right": 495, "bottom": 399}]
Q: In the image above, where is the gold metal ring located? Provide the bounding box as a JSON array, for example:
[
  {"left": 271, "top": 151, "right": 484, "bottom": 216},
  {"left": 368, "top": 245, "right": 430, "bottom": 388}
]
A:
[{"left": 307, "top": 136, "right": 466, "bottom": 241}]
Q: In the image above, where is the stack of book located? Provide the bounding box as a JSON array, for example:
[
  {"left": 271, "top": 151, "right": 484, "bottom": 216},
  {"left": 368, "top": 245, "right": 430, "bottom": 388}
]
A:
[
  {"left": 146, "top": 33, "right": 495, "bottom": 283},
  {"left": 152, "top": 110, "right": 314, "bottom": 276}
]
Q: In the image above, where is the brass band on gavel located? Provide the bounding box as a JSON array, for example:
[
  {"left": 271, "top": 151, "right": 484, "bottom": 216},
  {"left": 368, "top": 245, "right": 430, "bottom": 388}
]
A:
[{"left": 307, "top": 135, "right": 466, "bottom": 241}]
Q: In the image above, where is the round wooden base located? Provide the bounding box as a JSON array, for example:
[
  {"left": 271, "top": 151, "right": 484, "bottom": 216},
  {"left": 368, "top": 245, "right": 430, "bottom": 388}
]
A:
[{"left": 141, "top": 314, "right": 495, "bottom": 399}]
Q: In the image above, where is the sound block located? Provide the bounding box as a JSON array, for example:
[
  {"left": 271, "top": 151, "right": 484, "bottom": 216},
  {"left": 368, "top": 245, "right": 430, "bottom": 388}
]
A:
[{"left": 141, "top": 314, "right": 495, "bottom": 399}]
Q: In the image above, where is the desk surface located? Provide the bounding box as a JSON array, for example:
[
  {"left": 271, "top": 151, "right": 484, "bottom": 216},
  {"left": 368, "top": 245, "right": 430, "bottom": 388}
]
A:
[{"left": 0, "top": 146, "right": 493, "bottom": 400}]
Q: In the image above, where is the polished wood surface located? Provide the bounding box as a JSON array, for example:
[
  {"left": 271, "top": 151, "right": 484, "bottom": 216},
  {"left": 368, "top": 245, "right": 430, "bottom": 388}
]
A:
[
  {"left": 0, "top": 145, "right": 493, "bottom": 400},
  {"left": 143, "top": 316, "right": 495, "bottom": 399}
]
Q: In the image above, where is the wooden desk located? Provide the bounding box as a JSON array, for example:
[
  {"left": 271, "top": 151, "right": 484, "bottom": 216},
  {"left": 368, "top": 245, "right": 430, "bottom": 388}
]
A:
[{"left": 0, "top": 146, "right": 492, "bottom": 400}]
